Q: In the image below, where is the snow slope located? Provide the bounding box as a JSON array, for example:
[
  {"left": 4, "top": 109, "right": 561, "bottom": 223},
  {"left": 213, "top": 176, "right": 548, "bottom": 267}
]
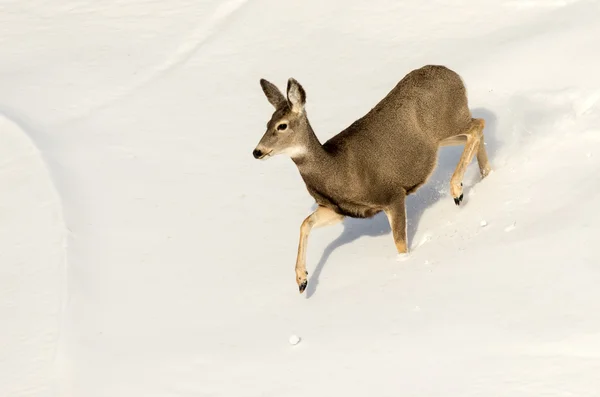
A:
[
  {"left": 2, "top": 0, "right": 600, "bottom": 395},
  {"left": 0, "top": 115, "right": 67, "bottom": 396}
]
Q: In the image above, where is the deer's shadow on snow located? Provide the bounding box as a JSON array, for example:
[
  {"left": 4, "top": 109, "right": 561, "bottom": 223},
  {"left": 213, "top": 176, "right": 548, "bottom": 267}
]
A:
[{"left": 305, "top": 108, "right": 500, "bottom": 298}]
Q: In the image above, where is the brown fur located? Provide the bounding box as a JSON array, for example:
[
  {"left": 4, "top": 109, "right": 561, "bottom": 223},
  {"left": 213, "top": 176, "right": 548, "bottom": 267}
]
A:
[{"left": 253, "top": 65, "right": 491, "bottom": 293}]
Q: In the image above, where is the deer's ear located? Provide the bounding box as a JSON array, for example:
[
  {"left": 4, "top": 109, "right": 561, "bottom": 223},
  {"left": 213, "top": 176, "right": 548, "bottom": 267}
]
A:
[
  {"left": 260, "top": 79, "right": 286, "bottom": 109},
  {"left": 286, "top": 78, "right": 306, "bottom": 113}
]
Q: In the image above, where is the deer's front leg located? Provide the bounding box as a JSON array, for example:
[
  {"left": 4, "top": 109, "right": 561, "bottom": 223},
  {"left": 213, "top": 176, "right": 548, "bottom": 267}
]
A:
[
  {"left": 385, "top": 191, "right": 408, "bottom": 255},
  {"left": 296, "top": 206, "right": 344, "bottom": 293}
]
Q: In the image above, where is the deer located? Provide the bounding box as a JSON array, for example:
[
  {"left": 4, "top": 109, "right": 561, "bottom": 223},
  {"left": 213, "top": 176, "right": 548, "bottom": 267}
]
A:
[{"left": 252, "top": 65, "right": 491, "bottom": 294}]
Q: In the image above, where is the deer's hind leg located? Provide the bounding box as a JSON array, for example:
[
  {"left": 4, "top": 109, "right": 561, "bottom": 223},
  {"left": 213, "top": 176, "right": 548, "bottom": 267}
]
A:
[
  {"left": 441, "top": 118, "right": 491, "bottom": 205},
  {"left": 296, "top": 206, "right": 344, "bottom": 293},
  {"left": 474, "top": 119, "right": 492, "bottom": 178}
]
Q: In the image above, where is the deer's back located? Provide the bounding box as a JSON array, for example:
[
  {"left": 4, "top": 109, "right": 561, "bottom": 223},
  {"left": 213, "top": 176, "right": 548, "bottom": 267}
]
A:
[
  {"left": 325, "top": 65, "right": 471, "bottom": 149},
  {"left": 317, "top": 65, "right": 472, "bottom": 205}
]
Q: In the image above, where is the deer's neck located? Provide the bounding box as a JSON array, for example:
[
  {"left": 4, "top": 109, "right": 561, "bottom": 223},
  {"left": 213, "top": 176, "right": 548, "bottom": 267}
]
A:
[{"left": 291, "top": 124, "right": 338, "bottom": 186}]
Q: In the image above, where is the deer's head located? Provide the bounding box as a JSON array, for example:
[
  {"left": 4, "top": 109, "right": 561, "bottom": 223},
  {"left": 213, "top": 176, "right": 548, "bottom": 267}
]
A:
[{"left": 253, "top": 78, "right": 311, "bottom": 160}]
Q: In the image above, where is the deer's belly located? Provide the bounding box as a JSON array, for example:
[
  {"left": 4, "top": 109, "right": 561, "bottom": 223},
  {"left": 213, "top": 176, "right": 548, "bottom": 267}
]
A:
[{"left": 308, "top": 187, "right": 382, "bottom": 219}]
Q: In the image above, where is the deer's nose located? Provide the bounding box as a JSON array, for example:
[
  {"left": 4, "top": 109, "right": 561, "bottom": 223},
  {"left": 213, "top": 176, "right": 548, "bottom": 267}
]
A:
[{"left": 253, "top": 148, "right": 263, "bottom": 159}]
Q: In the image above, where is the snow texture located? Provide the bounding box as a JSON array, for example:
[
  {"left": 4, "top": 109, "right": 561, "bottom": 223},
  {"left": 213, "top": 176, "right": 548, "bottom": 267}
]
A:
[{"left": 2, "top": 0, "right": 600, "bottom": 396}]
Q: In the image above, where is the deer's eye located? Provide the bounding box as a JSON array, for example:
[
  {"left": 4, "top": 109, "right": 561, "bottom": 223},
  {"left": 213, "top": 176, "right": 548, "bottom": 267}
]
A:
[{"left": 277, "top": 123, "right": 288, "bottom": 131}]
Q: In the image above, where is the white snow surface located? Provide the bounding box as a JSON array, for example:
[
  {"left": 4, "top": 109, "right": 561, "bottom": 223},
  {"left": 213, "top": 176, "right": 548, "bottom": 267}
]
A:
[{"left": 2, "top": 0, "right": 600, "bottom": 396}]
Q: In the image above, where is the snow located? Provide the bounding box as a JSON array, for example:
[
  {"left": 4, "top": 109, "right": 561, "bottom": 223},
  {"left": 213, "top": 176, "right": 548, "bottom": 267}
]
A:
[
  {"left": 288, "top": 334, "right": 301, "bottom": 346},
  {"left": 0, "top": 115, "right": 67, "bottom": 396},
  {"left": 2, "top": 0, "right": 600, "bottom": 396}
]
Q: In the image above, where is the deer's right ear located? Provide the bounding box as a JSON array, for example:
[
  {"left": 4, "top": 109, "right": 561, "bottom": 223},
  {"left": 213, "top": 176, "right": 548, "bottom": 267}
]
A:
[{"left": 260, "top": 79, "right": 286, "bottom": 109}]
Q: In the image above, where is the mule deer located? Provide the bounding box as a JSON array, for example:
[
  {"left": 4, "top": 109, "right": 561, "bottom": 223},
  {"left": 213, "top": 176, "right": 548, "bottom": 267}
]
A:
[{"left": 253, "top": 65, "right": 491, "bottom": 293}]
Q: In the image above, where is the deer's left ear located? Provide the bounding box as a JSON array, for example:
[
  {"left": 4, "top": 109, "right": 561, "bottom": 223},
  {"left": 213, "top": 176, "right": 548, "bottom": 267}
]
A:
[{"left": 286, "top": 78, "right": 306, "bottom": 113}]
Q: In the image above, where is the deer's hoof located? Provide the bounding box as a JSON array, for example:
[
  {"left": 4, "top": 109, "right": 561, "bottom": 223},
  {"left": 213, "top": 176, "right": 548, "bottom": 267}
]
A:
[
  {"left": 298, "top": 280, "right": 307, "bottom": 294},
  {"left": 453, "top": 193, "right": 464, "bottom": 206},
  {"left": 296, "top": 270, "right": 308, "bottom": 293},
  {"left": 451, "top": 182, "right": 463, "bottom": 205}
]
